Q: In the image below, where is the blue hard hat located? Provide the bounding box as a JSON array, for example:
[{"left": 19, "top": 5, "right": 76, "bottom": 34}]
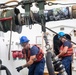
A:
[
  {"left": 58, "top": 32, "right": 65, "bottom": 39},
  {"left": 20, "top": 36, "right": 30, "bottom": 44}
]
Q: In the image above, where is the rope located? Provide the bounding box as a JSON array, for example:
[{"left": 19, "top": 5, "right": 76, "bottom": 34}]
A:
[
  {"left": 30, "top": 12, "right": 76, "bottom": 45},
  {"left": 0, "top": 1, "right": 22, "bottom": 9}
]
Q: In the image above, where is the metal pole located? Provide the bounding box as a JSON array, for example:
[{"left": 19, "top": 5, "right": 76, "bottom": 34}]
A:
[
  {"left": 8, "top": 19, "right": 12, "bottom": 60},
  {"left": 0, "top": 59, "right": 2, "bottom": 75}
]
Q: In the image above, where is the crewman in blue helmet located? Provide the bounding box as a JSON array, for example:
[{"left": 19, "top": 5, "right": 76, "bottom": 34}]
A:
[
  {"left": 57, "top": 32, "right": 73, "bottom": 75},
  {"left": 16, "top": 36, "right": 45, "bottom": 75}
]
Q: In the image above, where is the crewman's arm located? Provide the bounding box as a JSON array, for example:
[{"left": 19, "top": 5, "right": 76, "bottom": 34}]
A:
[
  {"left": 58, "top": 46, "right": 68, "bottom": 58},
  {"left": 22, "top": 55, "right": 36, "bottom": 68}
]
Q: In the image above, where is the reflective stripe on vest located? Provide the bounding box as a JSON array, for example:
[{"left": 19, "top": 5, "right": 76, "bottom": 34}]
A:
[{"left": 60, "top": 45, "right": 73, "bottom": 57}]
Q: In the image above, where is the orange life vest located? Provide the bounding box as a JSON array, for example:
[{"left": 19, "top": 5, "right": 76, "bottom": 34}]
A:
[
  {"left": 22, "top": 45, "right": 44, "bottom": 62},
  {"left": 60, "top": 45, "right": 73, "bottom": 57}
]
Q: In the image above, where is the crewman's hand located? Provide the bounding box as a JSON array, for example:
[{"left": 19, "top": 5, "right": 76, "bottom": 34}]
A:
[{"left": 16, "top": 66, "right": 23, "bottom": 72}]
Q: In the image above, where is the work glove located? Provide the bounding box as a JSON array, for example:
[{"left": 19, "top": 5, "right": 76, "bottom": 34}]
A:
[{"left": 16, "top": 66, "right": 23, "bottom": 72}]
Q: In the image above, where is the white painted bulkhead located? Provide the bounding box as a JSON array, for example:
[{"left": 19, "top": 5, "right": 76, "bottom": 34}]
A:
[{"left": 0, "top": 0, "right": 76, "bottom": 75}]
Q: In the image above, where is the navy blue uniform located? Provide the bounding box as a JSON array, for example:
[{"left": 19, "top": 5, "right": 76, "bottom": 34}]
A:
[
  {"left": 23, "top": 45, "right": 45, "bottom": 75},
  {"left": 58, "top": 41, "right": 73, "bottom": 75}
]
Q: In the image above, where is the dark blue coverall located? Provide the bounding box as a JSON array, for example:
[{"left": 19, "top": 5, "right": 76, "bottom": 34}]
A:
[
  {"left": 58, "top": 41, "right": 73, "bottom": 75},
  {"left": 26, "top": 45, "right": 45, "bottom": 75}
]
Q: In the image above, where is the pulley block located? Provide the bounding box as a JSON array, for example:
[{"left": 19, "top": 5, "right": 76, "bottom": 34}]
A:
[{"left": 0, "top": 8, "right": 22, "bottom": 33}]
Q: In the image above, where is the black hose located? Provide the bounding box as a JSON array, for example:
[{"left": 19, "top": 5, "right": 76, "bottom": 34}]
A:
[
  {"left": 46, "top": 52, "right": 55, "bottom": 75},
  {"left": 1, "top": 65, "right": 12, "bottom": 75},
  {"left": 0, "top": 59, "right": 11, "bottom": 75}
]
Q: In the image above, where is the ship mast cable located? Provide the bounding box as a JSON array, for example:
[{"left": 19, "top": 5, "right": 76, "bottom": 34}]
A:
[
  {"left": 1, "top": 1, "right": 76, "bottom": 9},
  {"left": 45, "top": 27, "right": 76, "bottom": 45},
  {"left": 47, "top": 2, "right": 76, "bottom": 6},
  {"left": 31, "top": 15, "right": 76, "bottom": 45}
]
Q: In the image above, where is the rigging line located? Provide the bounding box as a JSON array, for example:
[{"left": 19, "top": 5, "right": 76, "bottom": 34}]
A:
[
  {"left": 31, "top": 14, "right": 76, "bottom": 45},
  {"left": 0, "top": 1, "right": 22, "bottom": 9},
  {"left": 48, "top": 2, "right": 76, "bottom": 6},
  {"left": 56, "top": 3, "right": 76, "bottom": 5}
]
